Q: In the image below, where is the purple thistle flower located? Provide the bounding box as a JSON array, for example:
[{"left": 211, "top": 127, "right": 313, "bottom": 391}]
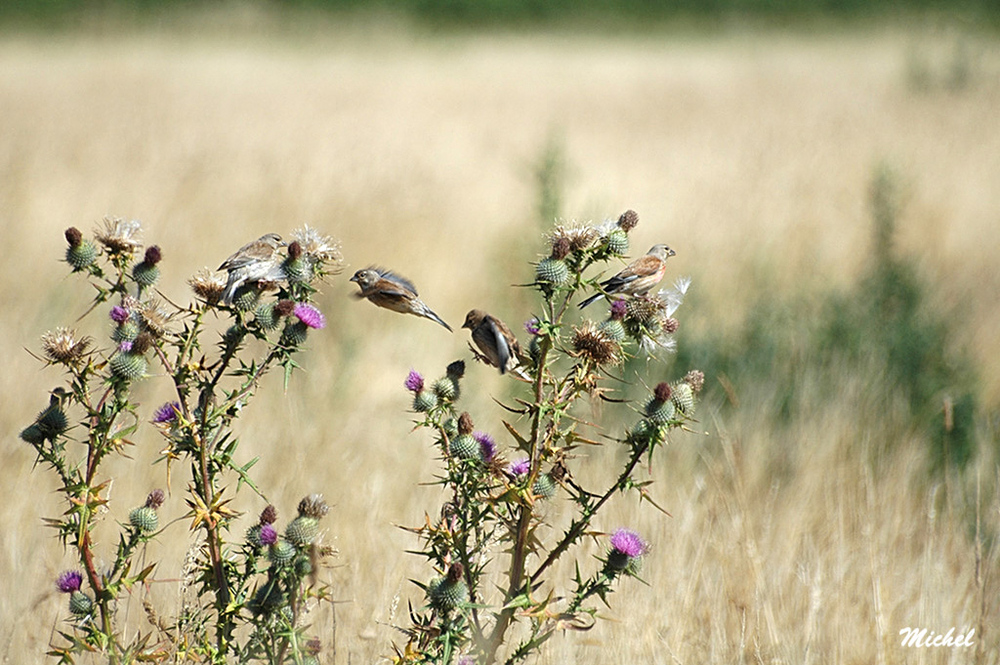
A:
[
  {"left": 404, "top": 369, "right": 424, "bottom": 392},
  {"left": 118, "top": 340, "right": 133, "bottom": 353},
  {"left": 610, "top": 299, "right": 627, "bottom": 320},
  {"left": 110, "top": 305, "right": 129, "bottom": 323},
  {"left": 507, "top": 457, "right": 530, "bottom": 477},
  {"left": 474, "top": 431, "right": 496, "bottom": 462},
  {"left": 610, "top": 528, "right": 649, "bottom": 558},
  {"left": 293, "top": 303, "right": 326, "bottom": 330},
  {"left": 56, "top": 570, "right": 83, "bottom": 593},
  {"left": 259, "top": 523, "right": 278, "bottom": 547},
  {"left": 153, "top": 401, "right": 180, "bottom": 424},
  {"left": 524, "top": 317, "right": 541, "bottom": 336}
]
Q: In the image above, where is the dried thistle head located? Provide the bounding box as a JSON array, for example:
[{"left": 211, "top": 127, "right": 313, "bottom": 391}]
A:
[
  {"left": 139, "top": 299, "right": 172, "bottom": 337},
  {"left": 189, "top": 269, "right": 227, "bottom": 304},
  {"left": 684, "top": 370, "right": 705, "bottom": 394},
  {"left": 551, "top": 225, "right": 598, "bottom": 253},
  {"left": 572, "top": 321, "right": 620, "bottom": 366},
  {"left": 550, "top": 236, "right": 571, "bottom": 261},
  {"left": 457, "top": 412, "right": 474, "bottom": 436},
  {"left": 654, "top": 382, "right": 673, "bottom": 403},
  {"left": 625, "top": 294, "right": 666, "bottom": 324},
  {"left": 617, "top": 209, "right": 639, "bottom": 232},
  {"left": 41, "top": 328, "right": 92, "bottom": 365},
  {"left": 446, "top": 360, "right": 466, "bottom": 379},
  {"left": 64, "top": 227, "right": 83, "bottom": 248},
  {"left": 297, "top": 493, "right": 330, "bottom": 519},
  {"left": 259, "top": 504, "right": 278, "bottom": 525},
  {"left": 145, "top": 489, "right": 166, "bottom": 509},
  {"left": 291, "top": 225, "right": 343, "bottom": 274},
  {"left": 94, "top": 217, "right": 142, "bottom": 254}
]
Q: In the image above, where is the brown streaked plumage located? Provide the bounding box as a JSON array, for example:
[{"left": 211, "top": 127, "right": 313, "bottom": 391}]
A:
[
  {"left": 350, "top": 267, "right": 452, "bottom": 332},
  {"left": 462, "top": 309, "right": 529, "bottom": 378},
  {"left": 578, "top": 244, "right": 676, "bottom": 309},
  {"left": 218, "top": 233, "right": 286, "bottom": 305}
]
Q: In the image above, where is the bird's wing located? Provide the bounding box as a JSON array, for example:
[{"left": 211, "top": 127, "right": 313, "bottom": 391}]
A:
[
  {"left": 376, "top": 269, "right": 419, "bottom": 296},
  {"left": 486, "top": 317, "right": 512, "bottom": 371}
]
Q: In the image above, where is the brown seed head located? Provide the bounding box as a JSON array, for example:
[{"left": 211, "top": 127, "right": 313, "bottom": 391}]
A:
[
  {"left": 143, "top": 245, "right": 162, "bottom": 266},
  {"left": 189, "top": 269, "right": 227, "bottom": 304},
  {"left": 145, "top": 489, "right": 165, "bottom": 509},
  {"left": 654, "top": 382, "right": 673, "bottom": 403},
  {"left": 446, "top": 360, "right": 466, "bottom": 379},
  {"left": 287, "top": 241, "right": 303, "bottom": 260},
  {"left": 572, "top": 322, "right": 620, "bottom": 366},
  {"left": 298, "top": 493, "right": 330, "bottom": 519},
  {"left": 132, "top": 331, "right": 155, "bottom": 355},
  {"left": 259, "top": 504, "right": 278, "bottom": 525},
  {"left": 41, "top": 328, "right": 92, "bottom": 365},
  {"left": 550, "top": 236, "right": 571, "bottom": 261},
  {"left": 446, "top": 562, "right": 464, "bottom": 583},
  {"left": 625, "top": 295, "right": 665, "bottom": 324},
  {"left": 457, "top": 412, "right": 474, "bottom": 436},
  {"left": 662, "top": 317, "right": 680, "bottom": 334},
  {"left": 274, "top": 299, "right": 296, "bottom": 317},
  {"left": 684, "top": 370, "right": 705, "bottom": 394},
  {"left": 617, "top": 209, "right": 639, "bottom": 232},
  {"left": 65, "top": 227, "right": 83, "bottom": 248}
]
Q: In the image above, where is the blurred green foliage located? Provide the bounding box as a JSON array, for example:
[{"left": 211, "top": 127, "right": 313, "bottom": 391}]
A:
[
  {"left": 673, "top": 164, "right": 980, "bottom": 470},
  {"left": 3, "top": 0, "right": 999, "bottom": 27}
]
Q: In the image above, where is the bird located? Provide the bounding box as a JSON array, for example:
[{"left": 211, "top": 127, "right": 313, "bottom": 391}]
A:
[
  {"left": 462, "top": 309, "right": 529, "bottom": 379},
  {"left": 578, "top": 244, "right": 676, "bottom": 309},
  {"left": 218, "top": 233, "right": 286, "bottom": 305},
  {"left": 350, "top": 267, "right": 452, "bottom": 332}
]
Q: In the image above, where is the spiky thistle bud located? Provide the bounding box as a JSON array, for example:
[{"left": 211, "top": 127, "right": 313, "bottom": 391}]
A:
[
  {"left": 283, "top": 241, "right": 310, "bottom": 283},
  {"left": 671, "top": 380, "right": 696, "bottom": 416},
  {"left": 112, "top": 320, "right": 140, "bottom": 344},
  {"left": 268, "top": 539, "right": 297, "bottom": 566},
  {"left": 645, "top": 382, "right": 676, "bottom": 425},
  {"left": 286, "top": 515, "right": 319, "bottom": 546},
  {"left": 69, "top": 591, "right": 94, "bottom": 617},
  {"left": 64, "top": 227, "right": 98, "bottom": 271},
  {"left": 109, "top": 351, "right": 146, "bottom": 381},
  {"left": 413, "top": 390, "right": 438, "bottom": 412},
  {"left": 536, "top": 257, "right": 570, "bottom": 286},
  {"left": 604, "top": 228, "right": 629, "bottom": 256},
  {"left": 129, "top": 505, "right": 159, "bottom": 533},
  {"left": 428, "top": 563, "right": 468, "bottom": 612},
  {"left": 532, "top": 472, "right": 557, "bottom": 499},
  {"left": 231, "top": 284, "right": 262, "bottom": 313}
]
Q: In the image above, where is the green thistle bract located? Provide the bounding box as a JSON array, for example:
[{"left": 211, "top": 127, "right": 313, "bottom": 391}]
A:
[
  {"left": 129, "top": 506, "right": 159, "bottom": 533},
  {"left": 598, "top": 318, "right": 626, "bottom": 342},
  {"left": 449, "top": 433, "right": 481, "bottom": 462},
  {"left": 604, "top": 228, "right": 629, "bottom": 256},
  {"left": 68, "top": 591, "right": 93, "bottom": 616},
  {"left": 268, "top": 540, "right": 297, "bottom": 566},
  {"left": 132, "top": 262, "right": 160, "bottom": 288},
  {"left": 66, "top": 241, "right": 98, "bottom": 271},
  {"left": 671, "top": 382, "right": 696, "bottom": 416},
  {"left": 428, "top": 576, "right": 469, "bottom": 612},
  {"left": 231, "top": 284, "right": 261, "bottom": 312},
  {"left": 413, "top": 390, "right": 439, "bottom": 413},
  {"left": 37, "top": 404, "right": 69, "bottom": 437},
  {"left": 283, "top": 257, "right": 310, "bottom": 284},
  {"left": 432, "top": 376, "right": 459, "bottom": 401},
  {"left": 282, "top": 322, "right": 309, "bottom": 347},
  {"left": 110, "top": 352, "right": 146, "bottom": 381},
  {"left": 535, "top": 257, "right": 570, "bottom": 285},
  {"left": 532, "top": 473, "right": 557, "bottom": 499},
  {"left": 644, "top": 396, "right": 676, "bottom": 425},
  {"left": 286, "top": 515, "right": 319, "bottom": 546},
  {"left": 112, "top": 321, "right": 140, "bottom": 344}
]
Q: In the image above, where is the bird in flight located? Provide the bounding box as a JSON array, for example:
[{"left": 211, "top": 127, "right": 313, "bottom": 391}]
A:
[{"left": 350, "top": 267, "right": 452, "bottom": 332}]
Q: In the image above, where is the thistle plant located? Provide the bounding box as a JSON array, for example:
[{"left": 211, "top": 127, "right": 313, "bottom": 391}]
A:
[
  {"left": 395, "top": 210, "right": 703, "bottom": 664},
  {"left": 21, "top": 217, "right": 341, "bottom": 664}
]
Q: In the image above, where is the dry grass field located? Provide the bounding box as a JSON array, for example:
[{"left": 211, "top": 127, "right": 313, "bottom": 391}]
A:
[{"left": 2, "top": 14, "right": 999, "bottom": 663}]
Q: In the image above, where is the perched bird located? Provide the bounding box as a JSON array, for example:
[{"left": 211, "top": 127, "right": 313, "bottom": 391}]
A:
[
  {"left": 218, "top": 233, "right": 286, "bottom": 305},
  {"left": 462, "top": 309, "right": 529, "bottom": 379},
  {"left": 350, "top": 268, "right": 452, "bottom": 332},
  {"left": 578, "top": 244, "right": 676, "bottom": 309}
]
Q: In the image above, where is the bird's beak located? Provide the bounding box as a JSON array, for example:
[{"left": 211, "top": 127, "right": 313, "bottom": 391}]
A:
[
  {"left": 349, "top": 274, "right": 358, "bottom": 283},
  {"left": 668, "top": 248, "right": 676, "bottom": 257}
]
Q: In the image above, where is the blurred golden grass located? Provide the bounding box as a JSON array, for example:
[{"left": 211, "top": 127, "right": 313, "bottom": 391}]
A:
[{"left": 2, "top": 18, "right": 999, "bottom": 663}]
